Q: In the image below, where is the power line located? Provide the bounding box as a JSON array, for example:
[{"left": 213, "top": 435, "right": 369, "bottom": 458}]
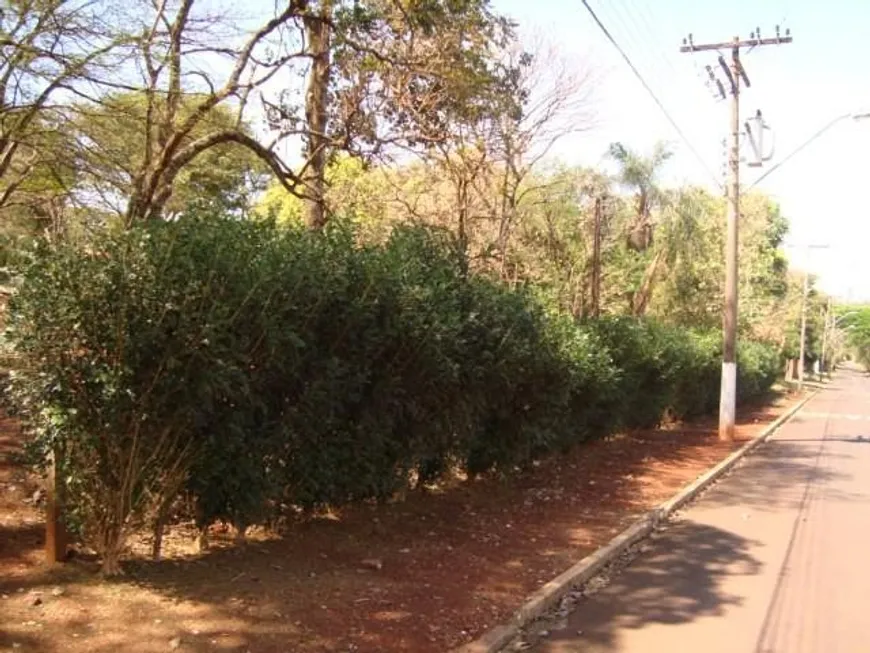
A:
[
  {"left": 579, "top": 0, "right": 722, "bottom": 189},
  {"left": 616, "top": 0, "right": 683, "bottom": 83},
  {"left": 583, "top": 1, "right": 726, "bottom": 236}
]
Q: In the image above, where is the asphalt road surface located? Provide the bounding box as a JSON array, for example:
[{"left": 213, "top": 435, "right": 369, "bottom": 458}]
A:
[{"left": 530, "top": 366, "right": 870, "bottom": 653}]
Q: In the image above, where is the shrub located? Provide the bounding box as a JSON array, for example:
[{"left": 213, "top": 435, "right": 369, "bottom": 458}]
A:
[
  {"left": 587, "top": 318, "right": 778, "bottom": 424},
  {"left": 457, "top": 283, "right": 616, "bottom": 476},
  {"left": 3, "top": 214, "right": 784, "bottom": 573},
  {"left": 585, "top": 317, "right": 682, "bottom": 429},
  {"left": 269, "top": 224, "right": 470, "bottom": 508},
  {"left": 737, "top": 339, "right": 781, "bottom": 403},
  {"left": 668, "top": 330, "right": 722, "bottom": 419},
  {"left": 5, "top": 218, "right": 285, "bottom": 573}
]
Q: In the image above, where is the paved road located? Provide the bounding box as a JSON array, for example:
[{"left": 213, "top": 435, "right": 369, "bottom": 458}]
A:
[{"left": 530, "top": 367, "right": 870, "bottom": 653}]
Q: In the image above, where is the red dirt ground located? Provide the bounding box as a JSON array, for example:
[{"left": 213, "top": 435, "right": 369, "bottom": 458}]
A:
[{"left": 0, "top": 391, "right": 802, "bottom": 653}]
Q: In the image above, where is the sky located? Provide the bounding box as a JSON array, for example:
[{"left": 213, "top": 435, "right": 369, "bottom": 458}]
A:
[{"left": 490, "top": 0, "right": 870, "bottom": 301}]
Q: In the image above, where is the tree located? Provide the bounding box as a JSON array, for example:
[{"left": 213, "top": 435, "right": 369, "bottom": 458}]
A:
[
  {"left": 646, "top": 186, "right": 724, "bottom": 327},
  {"left": 262, "top": 0, "right": 518, "bottom": 229},
  {"left": 0, "top": 119, "right": 78, "bottom": 237},
  {"left": 0, "top": 0, "right": 131, "bottom": 218},
  {"left": 111, "top": 0, "right": 311, "bottom": 225},
  {"left": 71, "top": 92, "right": 269, "bottom": 219},
  {"left": 737, "top": 193, "right": 790, "bottom": 335},
  {"left": 485, "top": 36, "right": 594, "bottom": 275},
  {"left": 257, "top": 155, "right": 391, "bottom": 242},
  {"left": 2, "top": 0, "right": 521, "bottom": 230},
  {"left": 502, "top": 165, "right": 610, "bottom": 315},
  {"left": 644, "top": 188, "right": 792, "bottom": 335},
  {"left": 605, "top": 141, "right": 673, "bottom": 315},
  {"left": 608, "top": 141, "right": 672, "bottom": 252},
  {"left": 840, "top": 306, "right": 870, "bottom": 369}
]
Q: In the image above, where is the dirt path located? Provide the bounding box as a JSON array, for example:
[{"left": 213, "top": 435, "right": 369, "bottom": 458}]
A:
[{"left": 0, "top": 392, "right": 802, "bottom": 653}]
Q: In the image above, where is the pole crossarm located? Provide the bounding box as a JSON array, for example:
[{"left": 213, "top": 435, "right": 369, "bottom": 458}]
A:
[{"left": 680, "top": 36, "right": 793, "bottom": 53}]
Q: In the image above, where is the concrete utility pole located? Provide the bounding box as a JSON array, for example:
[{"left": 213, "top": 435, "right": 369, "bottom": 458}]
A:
[
  {"left": 798, "top": 244, "right": 829, "bottom": 390},
  {"left": 798, "top": 270, "right": 810, "bottom": 390},
  {"left": 820, "top": 297, "right": 831, "bottom": 376},
  {"left": 680, "top": 28, "right": 792, "bottom": 440}
]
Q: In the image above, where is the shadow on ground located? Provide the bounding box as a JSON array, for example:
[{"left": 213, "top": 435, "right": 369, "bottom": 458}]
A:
[
  {"left": 536, "top": 521, "right": 761, "bottom": 653},
  {"left": 697, "top": 440, "right": 858, "bottom": 511}
]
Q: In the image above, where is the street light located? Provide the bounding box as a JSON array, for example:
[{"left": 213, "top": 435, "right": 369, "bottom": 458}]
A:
[
  {"left": 826, "top": 323, "right": 857, "bottom": 373},
  {"left": 820, "top": 309, "right": 857, "bottom": 376},
  {"left": 749, "top": 111, "right": 870, "bottom": 189}
]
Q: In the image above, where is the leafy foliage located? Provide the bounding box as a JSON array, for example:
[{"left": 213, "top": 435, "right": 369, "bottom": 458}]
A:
[
  {"left": 4, "top": 218, "right": 279, "bottom": 572},
  {"left": 586, "top": 316, "right": 780, "bottom": 429},
  {"left": 4, "top": 215, "right": 783, "bottom": 572},
  {"left": 841, "top": 306, "right": 870, "bottom": 369},
  {"left": 72, "top": 93, "right": 270, "bottom": 219}
]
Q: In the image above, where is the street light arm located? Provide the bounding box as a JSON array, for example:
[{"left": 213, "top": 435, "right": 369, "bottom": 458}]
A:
[{"left": 748, "top": 113, "right": 855, "bottom": 189}]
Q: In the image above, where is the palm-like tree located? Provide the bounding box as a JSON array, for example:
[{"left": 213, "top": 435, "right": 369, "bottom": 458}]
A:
[
  {"left": 608, "top": 141, "right": 672, "bottom": 252},
  {"left": 607, "top": 141, "right": 675, "bottom": 315}
]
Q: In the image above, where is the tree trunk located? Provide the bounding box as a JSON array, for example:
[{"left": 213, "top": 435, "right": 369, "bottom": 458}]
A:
[
  {"left": 631, "top": 249, "right": 664, "bottom": 316},
  {"left": 302, "top": 0, "right": 332, "bottom": 230},
  {"left": 151, "top": 500, "right": 173, "bottom": 561},
  {"left": 589, "top": 197, "right": 603, "bottom": 318},
  {"left": 98, "top": 524, "right": 125, "bottom": 576},
  {"left": 457, "top": 178, "right": 470, "bottom": 278},
  {"left": 197, "top": 526, "right": 210, "bottom": 552},
  {"left": 497, "top": 174, "right": 518, "bottom": 280},
  {"left": 234, "top": 522, "right": 248, "bottom": 544}
]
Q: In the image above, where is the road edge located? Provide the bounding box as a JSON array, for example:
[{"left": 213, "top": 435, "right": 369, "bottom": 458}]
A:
[{"left": 450, "top": 390, "right": 818, "bottom": 653}]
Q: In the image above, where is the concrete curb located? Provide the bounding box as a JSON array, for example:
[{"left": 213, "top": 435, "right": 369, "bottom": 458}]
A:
[{"left": 451, "top": 391, "right": 818, "bottom": 653}]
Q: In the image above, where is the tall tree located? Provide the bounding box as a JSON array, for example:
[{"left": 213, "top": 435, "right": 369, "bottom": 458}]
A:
[
  {"left": 606, "top": 141, "right": 672, "bottom": 315},
  {"left": 608, "top": 140, "right": 671, "bottom": 252},
  {"left": 263, "top": 0, "right": 517, "bottom": 229},
  {"left": 119, "top": 0, "right": 308, "bottom": 225},
  {"left": 0, "top": 0, "right": 130, "bottom": 217},
  {"left": 71, "top": 92, "right": 268, "bottom": 219},
  {"left": 486, "top": 37, "right": 594, "bottom": 274}
]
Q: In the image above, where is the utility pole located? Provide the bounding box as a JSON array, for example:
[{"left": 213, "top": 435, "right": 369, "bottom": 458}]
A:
[
  {"left": 591, "top": 196, "right": 603, "bottom": 318},
  {"left": 820, "top": 297, "right": 831, "bottom": 377},
  {"left": 680, "top": 27, "right": 792, "bottom": 440},
  {"left": 798, "top": 269, "right": 810, "bottom": 390},
  {"left": 798, "top": 244, "right": 829, "bottom": 390}
]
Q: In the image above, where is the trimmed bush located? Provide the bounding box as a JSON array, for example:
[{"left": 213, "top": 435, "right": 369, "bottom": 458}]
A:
[
  {"left": 3, "top": 214, "right": 783, "bottom": 573},
  {"left": 588, "top": 317, "right": 780, "bottom": 424},
  {"left": 668, "top": 330, "right": 722, "bottom": 419},
  {"left": 737, "top": 339, "right": 782, "bottom": 403},
  {"left": 457, "top": 285, "right": 616, "bottom": 476},
  {"left": 585, "top": 317, "right": 683, "bottom": 429},
  {"left": 4, "top": 219, "right": 284, "bottom": 572}
]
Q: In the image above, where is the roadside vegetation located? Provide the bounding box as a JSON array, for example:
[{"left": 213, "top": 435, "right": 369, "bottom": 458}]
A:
[{"left": 0, "top": 0, "right": 828, "bottom": 577}]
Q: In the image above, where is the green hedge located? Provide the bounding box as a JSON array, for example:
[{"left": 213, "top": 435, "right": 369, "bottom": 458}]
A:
[
  {"left": 587, "top": 317, "right": 781, "bottom": 428},
  {"left": 3, "top": 215, "right": 781, "bottom": 571}
]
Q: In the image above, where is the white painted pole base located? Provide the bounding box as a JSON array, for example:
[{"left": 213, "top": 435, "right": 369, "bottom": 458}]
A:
[{"left": 719, "top": 361, "right": 737, "bottom": 440}]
